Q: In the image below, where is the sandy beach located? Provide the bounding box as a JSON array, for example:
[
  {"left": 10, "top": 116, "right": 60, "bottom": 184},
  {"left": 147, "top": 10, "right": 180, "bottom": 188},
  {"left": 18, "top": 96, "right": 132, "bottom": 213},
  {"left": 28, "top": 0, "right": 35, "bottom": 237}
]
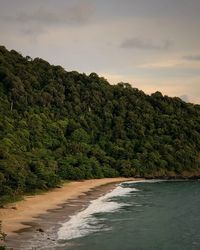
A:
[{"left": 0, "top": 177, "right": 137, "bottom": 237}]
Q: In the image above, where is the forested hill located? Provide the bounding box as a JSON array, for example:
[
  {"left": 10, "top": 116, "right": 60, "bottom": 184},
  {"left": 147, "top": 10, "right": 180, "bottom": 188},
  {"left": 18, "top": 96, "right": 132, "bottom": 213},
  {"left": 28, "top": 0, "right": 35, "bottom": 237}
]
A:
[{"left": 0, "top": 45, "right": 200, "bottom": 204}]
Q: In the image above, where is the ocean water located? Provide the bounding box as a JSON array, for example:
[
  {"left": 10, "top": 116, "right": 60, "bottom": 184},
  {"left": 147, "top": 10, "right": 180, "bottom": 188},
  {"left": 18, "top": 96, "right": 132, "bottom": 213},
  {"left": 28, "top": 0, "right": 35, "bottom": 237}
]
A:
[{"left": 57, "top": 180, "right": 200, "bottom": 250}]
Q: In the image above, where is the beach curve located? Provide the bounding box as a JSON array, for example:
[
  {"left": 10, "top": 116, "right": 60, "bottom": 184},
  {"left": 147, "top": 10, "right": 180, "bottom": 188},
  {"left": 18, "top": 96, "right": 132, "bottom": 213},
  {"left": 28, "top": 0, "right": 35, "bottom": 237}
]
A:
[{"left": 0, "top": 178, "right": 139, "bottom": 236}]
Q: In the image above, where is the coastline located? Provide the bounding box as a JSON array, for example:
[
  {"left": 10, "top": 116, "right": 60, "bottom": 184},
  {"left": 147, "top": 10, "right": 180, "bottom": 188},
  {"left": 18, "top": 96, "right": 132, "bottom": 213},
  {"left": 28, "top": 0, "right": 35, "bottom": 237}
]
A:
[{"left": 0, "top": 178, "right": 138, "bottom": 237}]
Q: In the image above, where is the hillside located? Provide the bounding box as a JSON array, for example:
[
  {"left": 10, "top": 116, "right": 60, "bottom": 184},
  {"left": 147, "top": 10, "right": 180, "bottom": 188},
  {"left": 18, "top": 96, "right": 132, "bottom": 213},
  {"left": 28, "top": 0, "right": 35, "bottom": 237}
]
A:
[{"left": 0, "top": 45, "right": 200, "bottom": 205}]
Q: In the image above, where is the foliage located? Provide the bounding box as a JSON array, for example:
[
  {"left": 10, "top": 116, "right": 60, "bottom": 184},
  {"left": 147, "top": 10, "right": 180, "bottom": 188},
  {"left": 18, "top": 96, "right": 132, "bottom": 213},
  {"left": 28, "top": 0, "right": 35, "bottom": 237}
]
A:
[
  {"left": 0, "top": 45, "right": 200, "bottom": 204},
  {"left": 0, "top": 220, "right": 6, "bottom": 247}
]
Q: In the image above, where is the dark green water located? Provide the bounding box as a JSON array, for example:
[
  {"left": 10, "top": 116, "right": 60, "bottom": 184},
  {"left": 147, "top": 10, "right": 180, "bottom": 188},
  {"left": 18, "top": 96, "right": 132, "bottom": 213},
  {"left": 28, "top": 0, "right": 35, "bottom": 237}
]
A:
[{"left": 58, "top": 180, "right": 200, "bottom": 250}]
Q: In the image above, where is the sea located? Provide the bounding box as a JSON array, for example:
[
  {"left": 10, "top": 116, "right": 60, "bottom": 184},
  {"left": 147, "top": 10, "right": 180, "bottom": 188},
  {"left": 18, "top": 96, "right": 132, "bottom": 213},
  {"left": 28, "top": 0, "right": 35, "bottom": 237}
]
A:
[{"left": 56, "top": 180, "right": 200, "bottom": 250}]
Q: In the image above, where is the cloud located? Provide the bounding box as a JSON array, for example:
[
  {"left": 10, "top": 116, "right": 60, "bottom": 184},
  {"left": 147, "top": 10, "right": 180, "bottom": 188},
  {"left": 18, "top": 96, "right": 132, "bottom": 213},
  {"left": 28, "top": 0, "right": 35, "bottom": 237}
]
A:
[
  {"left": 180, "top": 95, "right": 189, "bottom": 102},
  {"left": 120, "top": 38, "right": 172, "bottom": 51},
  {"left": 183, "top": 55, "right": 200, "bottom": 61},
  {"left": 0, "top": 1, "right": 95, "bottom": 35},
  {"left": 17, "top": 2, "right": 94, "bottom": 25}
]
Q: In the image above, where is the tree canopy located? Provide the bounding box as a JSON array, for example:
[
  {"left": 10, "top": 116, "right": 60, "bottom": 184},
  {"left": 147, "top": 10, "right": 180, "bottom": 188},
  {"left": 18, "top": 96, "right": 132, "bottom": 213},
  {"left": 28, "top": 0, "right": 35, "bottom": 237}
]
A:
[{"left": 0, "top": 45, "right": 200, "bottom": 205}]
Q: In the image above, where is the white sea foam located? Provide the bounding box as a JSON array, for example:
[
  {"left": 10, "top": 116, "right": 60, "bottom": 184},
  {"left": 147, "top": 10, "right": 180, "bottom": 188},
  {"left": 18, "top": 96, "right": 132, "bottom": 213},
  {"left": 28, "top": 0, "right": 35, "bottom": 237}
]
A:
[
  {"left": 57, "top": 185, "right": 137, "bottom": 240},
  {"left": 121, "top": 179, "right": 167, "bottom": 185}
]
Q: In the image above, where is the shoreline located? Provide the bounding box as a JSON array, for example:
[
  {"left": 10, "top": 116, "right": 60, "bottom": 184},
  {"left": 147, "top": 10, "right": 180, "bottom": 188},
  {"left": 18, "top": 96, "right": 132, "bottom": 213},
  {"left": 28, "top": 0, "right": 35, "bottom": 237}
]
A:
[{"left": 0, "top": 178, "right": 138, "bottom": 238}]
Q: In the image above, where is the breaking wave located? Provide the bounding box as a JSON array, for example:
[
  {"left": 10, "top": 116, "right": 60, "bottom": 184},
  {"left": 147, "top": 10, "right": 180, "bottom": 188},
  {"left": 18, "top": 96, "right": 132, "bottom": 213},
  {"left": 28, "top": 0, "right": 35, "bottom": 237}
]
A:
[{"left": 57, "top": 185, "right": 138, "bottom": 240}]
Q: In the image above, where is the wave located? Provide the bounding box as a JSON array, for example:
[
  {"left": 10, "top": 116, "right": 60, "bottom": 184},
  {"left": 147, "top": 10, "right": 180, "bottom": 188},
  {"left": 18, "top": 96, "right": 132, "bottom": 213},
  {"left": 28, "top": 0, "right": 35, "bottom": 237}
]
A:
[
  {"left": 57, "top": 185, "right": 138, "bottom": 241},
  {"left": 121, "top": 179, "right": 167, "bottom": 185}
]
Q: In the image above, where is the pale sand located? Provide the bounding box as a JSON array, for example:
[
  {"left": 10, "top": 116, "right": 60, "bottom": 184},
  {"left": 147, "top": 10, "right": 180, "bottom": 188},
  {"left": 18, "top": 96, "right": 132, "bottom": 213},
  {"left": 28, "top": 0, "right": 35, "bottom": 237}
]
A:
[{"left": 0, "top": 178, "right": 138, "bottom": 236}]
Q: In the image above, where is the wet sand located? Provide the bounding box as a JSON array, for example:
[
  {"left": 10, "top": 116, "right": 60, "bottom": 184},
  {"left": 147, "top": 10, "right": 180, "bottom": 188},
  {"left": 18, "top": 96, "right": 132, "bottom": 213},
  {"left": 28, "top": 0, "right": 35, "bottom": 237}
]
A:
[{"left": 0, "top": 178, "right": 139, "bottom": 249}]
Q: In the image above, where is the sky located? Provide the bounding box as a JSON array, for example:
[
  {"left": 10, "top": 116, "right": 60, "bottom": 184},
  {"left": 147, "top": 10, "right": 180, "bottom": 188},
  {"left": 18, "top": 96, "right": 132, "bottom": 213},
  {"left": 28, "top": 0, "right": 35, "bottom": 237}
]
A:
[{"left": 0, "top": 0, "right": 200, "bottom": 104}]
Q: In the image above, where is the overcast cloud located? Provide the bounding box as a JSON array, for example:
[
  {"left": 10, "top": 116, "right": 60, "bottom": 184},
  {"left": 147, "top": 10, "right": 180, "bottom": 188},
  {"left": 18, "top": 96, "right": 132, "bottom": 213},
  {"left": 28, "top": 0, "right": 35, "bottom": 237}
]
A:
[
  {"left": 120, "top": 38, "right": 172, "bottom": 51},
  {"left": 0, "top": 0, "right": 199, "bottom": 103},
  {"left": 183, "top": 55, "right": 200, "bottom": 61}
]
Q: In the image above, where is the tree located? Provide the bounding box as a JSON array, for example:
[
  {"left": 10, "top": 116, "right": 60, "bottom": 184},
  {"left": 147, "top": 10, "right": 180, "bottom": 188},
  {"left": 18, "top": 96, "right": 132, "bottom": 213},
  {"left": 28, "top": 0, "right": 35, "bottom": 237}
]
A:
[{"left": 0, "top": 45, "right": 200, "bottom": 205}]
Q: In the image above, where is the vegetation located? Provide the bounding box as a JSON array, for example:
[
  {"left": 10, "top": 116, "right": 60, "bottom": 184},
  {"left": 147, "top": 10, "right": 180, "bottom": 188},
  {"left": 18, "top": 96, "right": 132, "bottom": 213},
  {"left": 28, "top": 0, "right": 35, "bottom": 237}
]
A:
[
  {"left": 0, "top": 45, "right": 200, "bottom": 205},
  {"left": 0, "top": 221, "right": 6, "bottom": 248}
]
